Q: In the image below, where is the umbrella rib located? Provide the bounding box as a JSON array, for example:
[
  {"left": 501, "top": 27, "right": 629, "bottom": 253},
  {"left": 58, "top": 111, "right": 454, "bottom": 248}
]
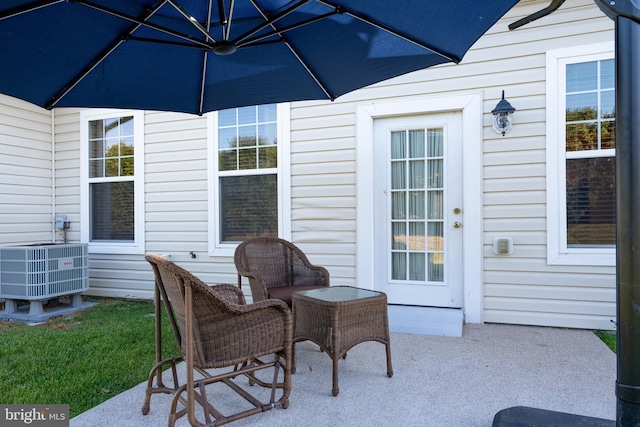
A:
[
  {"left": 247, "top": 0, "right": 334, "bottom": 100},
  {"left": 0, "top": 0, "right": 64, "bottom": 20},
  {"left": 224, "top": 0, "right": 235, "bottom": 41},
  {"left": 231, "top": 0, "right": 310, "bottom": 46},
  {"left": 237, "top": 11, "right": 337, "bottom": 48},
  {"left": 198, "top": 0, "right": 214, "bottom": 115},
  {"left": 317, "top": 0, "right": 461, "bottom": 64},
  {"left": 166, "top": 0, "right": 216, "bottom": 43},
  {"left": 74, "top": 0, "right": 215, "bottom": 48},
  {"left": 46, "top": 1, "right": 169, "bottom": 109}
]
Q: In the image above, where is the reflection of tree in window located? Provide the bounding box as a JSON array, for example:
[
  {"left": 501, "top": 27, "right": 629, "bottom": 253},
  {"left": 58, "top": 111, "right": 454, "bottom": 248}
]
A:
[
  {"left": 217, "top": 105, "right": 278, "bottom": 243},
  {"left": 220, "top": 175, "right": 277, "bottom": 242},
  {"left": 566, "top": 157, "right": 615, "bottom": 246},
  {"left": 88, "top": 116, "right": 135, "bottom": 242},
  {"left": 564, "top": 59, "right": 615, "bottom": 247}
]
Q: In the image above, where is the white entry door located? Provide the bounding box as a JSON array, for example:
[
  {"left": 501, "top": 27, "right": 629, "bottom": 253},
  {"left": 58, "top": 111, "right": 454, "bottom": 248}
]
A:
[{"left": 373, "top": 112, "right": 463, "bottom": 308}]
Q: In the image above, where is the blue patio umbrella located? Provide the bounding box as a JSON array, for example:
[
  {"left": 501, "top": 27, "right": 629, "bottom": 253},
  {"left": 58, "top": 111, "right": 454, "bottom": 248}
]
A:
[{"left": 0, "top": 0, "right": 518, "bottom": 115}]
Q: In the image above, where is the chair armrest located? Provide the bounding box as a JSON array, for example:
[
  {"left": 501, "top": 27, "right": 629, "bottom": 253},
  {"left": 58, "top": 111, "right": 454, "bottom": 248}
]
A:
[{"left": 229, "top": 298, "right": 291, "bottom": 316}]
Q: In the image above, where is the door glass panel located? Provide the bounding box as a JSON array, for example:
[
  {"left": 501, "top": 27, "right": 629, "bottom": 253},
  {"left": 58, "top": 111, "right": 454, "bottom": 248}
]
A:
[
  {"left": 391, "top": 192, "right": 405, "bottom": 219},
  {"left": 409, "top": 253, "right": 426, "bottom": 281},
  {"left": 392, "top": 252, "right": 406, "bottom": 280},
  {"left": 409, "top": 191, "right": 425, "bottom": 219},
  {"left": 391, "top": 131, "right": 406, "bottom": 159},
  {"left": 392, "top": 222, "right": 406, "bottom": 250},
  {"left": 390, "top": 127, "right": 445, "bottom": 283}
]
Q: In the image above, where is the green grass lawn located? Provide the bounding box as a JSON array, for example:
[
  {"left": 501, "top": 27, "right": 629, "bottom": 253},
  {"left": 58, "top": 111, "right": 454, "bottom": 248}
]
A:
[
  {"left": 595, "top": 330, "right": 616, "bottom": 353},
  {"left": 0, "top": 298, "right": 178, "bottom": 418}
]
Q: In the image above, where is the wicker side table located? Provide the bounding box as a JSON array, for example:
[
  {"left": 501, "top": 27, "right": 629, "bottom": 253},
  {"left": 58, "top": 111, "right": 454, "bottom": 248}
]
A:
[{"left": 292, "top": 286, "right": 393, "bottom": 396}]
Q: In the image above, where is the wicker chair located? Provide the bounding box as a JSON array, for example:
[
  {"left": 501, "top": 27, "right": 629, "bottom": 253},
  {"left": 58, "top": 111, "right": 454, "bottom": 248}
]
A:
[
  {"left": 142, "top": 254, "right": 292, "bottom": 427},
  {"left": 234, "top": 237, "right": 330, "bottom": 306}
]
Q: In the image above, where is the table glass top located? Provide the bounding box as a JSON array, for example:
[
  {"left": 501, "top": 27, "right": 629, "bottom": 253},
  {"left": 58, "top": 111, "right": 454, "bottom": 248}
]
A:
[{"left": 296, "top": 286, "right": 382, "bottom": 302}]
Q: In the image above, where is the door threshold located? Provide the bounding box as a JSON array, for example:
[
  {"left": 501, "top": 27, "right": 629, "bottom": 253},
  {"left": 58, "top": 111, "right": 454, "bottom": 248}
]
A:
[{"left": 388, "top": 305, "right": 463, "bottom": 337}]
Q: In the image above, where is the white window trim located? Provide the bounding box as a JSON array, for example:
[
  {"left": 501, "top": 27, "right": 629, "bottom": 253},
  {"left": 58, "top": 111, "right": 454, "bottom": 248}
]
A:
[
  {"left": 546, "top": 42, "right": 615, "bottom": 266},
  {"left": 80, "top": 109, "right": 145, "bottom": 255},
  {"left": 207, "top": 103, "right": 291, "bottom": 258}
]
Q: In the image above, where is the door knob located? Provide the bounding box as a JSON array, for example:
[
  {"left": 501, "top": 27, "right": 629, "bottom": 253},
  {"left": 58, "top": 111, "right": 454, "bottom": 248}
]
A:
[{"left": 453, "top": 221, "right": 462, "bottom": 229}]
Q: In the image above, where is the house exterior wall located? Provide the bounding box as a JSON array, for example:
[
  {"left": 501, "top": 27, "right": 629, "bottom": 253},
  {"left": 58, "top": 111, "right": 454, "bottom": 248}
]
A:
[
  {"left": 0, "top": 95, "right": 53, "bottom": 245},
  {"left": 0, "top": 0, "right": 616, "bottom": 330}
]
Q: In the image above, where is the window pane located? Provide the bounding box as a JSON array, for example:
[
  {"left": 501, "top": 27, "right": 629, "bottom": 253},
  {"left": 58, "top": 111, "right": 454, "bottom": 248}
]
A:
[
  {"left": 120, "top": 157, "right": 134, "bottom": 176},
  {"left": 258, "top": 123, "right": 277, "bottom": 146},
  {"left": 567, "top": 62, "right": 597, "bottom": 92},
  {"left": 258, "top": 104, "right": 277, "bottom": 122},
  {"left": 427, "top": 129, "right": 443, "bottom": 157},
  {"left": 566, "top": 157, "right": 615, "bottom": 246},
  {"left": 428, "top": 253, "right": 444, "bottom": 282},
  {"left": 237, "top": 106, "right": 256, "bottom": 125},
  {"left": 391, "top": 161, "right": 405, "bottom": 189},
  {"left": 427, "top": 159, "right": 443, "bottom": 188},
  {"left": 219, "top": 175, "right": 277, "bottom": 242},
  {"left": 391, "top": 252, "right": 406, "bottom": 280},
  {"left": 408, "top": 222, "right": 425, "bottom": 250},
  {"left": 391, "top": 131, "right": 405, "bottom": 159},
  {"left": 409, "top": 252, "right": 425, "bottom": 281},
  {"left": 89, "top": 120, "right": 104, "bottom": 140},
  {"left": 409, "top": 160, "right": 424, "bottom": 189},
  {"left": 601, "top": 90, "right": 615, "bottom": 119},
  {"left": 392, "top": 222, "right": 406, "bottom": 250},
  {"left": 409, "top": 130, "right": 425, "bottom": 158},
  {"left": 391, "top": 192, "right": 405, "bottom": 220},
  {"left": 89, "top": 159, "right": 104, "bottom": 178},
  {"left": 238, "top": 148, "right": 257, "bottom": 170},
  {"left": 258, "top": 145, "right": 277, "bottom": 169},
  {"left": 90, "top": 182, "right": 134, "bottom": 241},
  {"left": 119, "top": 116, "right": 134, "bottom": 136},
  {"left": 566, "top": 122, "right": 598, "bottom": 151},
  {"left": 427, "top": 222, "right": 443, "bottom": 251},
  {"left": 218, "top": 127, "right": 237, "bottom": 149},
  {"left": 601, "top": 121, "right": 615, "bottom": 150},
  {"left": 600, "top": 59, "right": 615, "bottom": 89},
  {"left": 427, "top": 191, "right": 443, "bottom": 219},
  {"left": 104, "top": 118, "right": 120, "bottom": 139},
  {"left": 219, "top": 109, "right": 236, "bottom": 127},
  {"left": 566, "top": 93, "right": 597, "bottom": 121},
  {"left": 238, "top": 125, "right": 256, "bottom": 147},
  {"left": 219, "top": 149, "right": 236, "bottom": 171},
  {"left": 409, "top": 191, "right": 424, "bottom": 220}
]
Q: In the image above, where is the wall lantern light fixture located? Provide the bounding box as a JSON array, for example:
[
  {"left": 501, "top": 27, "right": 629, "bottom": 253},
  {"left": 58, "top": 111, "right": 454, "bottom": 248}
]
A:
[{"left": 491, "top": 90, "right": 516, "bottom": 136}]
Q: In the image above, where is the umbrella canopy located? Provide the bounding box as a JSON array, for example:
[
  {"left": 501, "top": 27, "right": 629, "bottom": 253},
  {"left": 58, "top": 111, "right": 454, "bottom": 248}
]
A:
[{"left": 0, "top": 0, "right": 518, "bottom": 115}]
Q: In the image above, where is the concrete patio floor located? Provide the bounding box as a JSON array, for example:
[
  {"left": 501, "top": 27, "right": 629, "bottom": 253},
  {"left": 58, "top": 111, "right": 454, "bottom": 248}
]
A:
[{"left": 70, "top": 323, "right": 617, "bottom": 427}]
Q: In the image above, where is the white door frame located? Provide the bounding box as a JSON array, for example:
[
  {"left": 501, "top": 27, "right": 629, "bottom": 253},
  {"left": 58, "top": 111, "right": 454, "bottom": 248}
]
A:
[{"left": 356, "top": 93, "right": 484, "bottom": 323}]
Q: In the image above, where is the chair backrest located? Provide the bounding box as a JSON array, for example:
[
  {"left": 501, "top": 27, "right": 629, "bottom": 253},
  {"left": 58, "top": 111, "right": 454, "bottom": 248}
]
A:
[
  {"left": 145, "top": 254, "right": 247, "bottom": 367},
  {"left": 234, "top": 236, "right": 328, "bottom": 289}
]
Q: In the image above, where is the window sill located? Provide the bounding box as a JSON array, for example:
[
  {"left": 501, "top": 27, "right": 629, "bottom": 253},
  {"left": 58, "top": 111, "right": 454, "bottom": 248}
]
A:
[{"left": 547, "top": 251, "right": 615, "bottom": 267}]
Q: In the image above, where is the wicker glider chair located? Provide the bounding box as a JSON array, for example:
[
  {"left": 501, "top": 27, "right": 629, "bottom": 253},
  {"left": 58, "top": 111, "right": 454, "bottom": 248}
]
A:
[
  {"left": 143, "top": 254, "right": 292, "bottom": 427},
  {"left": 234, "top": 237, "right": 330, "bottom": 306}
]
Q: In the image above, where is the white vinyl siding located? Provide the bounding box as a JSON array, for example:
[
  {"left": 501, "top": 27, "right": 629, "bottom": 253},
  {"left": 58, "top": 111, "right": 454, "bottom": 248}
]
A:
[
  {"left": 0, "top": 95, "right": 53, "bottom": 245},
  {"left": 480, "top": 1, "right": 615, "bottom": 329}
]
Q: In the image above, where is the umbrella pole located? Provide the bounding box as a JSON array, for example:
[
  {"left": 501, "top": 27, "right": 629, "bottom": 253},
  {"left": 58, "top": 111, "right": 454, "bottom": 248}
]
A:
[{"left": 613, "top": 14, "right": 640, "bottom": 427}]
